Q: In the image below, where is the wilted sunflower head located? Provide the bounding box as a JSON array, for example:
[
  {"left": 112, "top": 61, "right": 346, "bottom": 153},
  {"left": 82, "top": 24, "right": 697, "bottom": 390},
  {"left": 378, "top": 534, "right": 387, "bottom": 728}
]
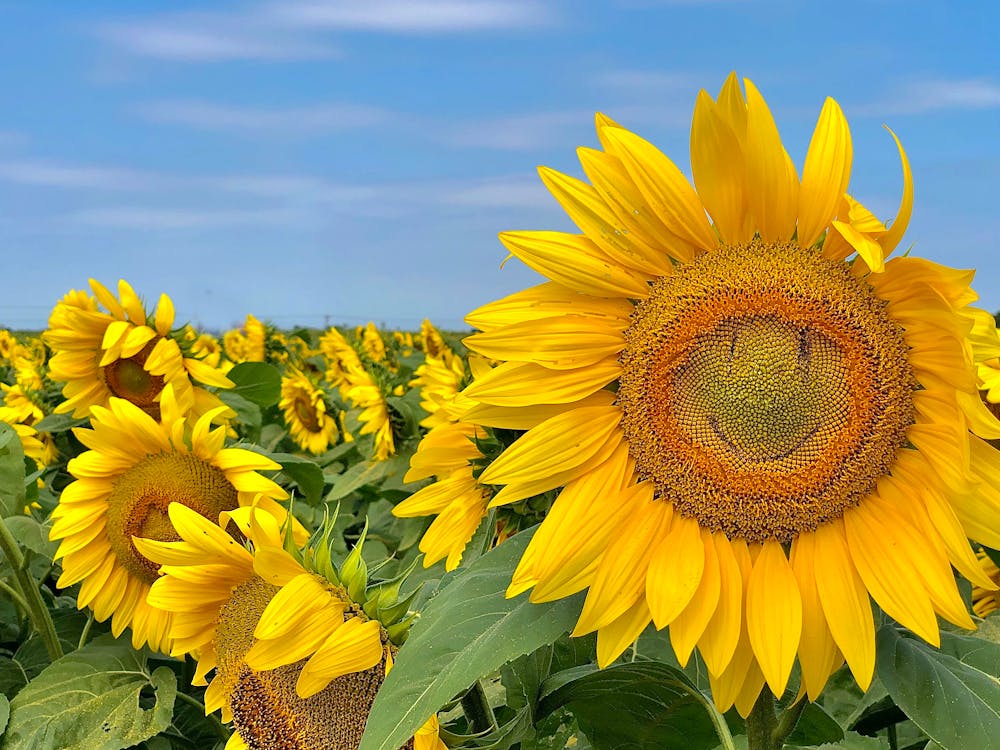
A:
[
  {"left": 453, "top": 73, "right": 1000, "bottom": 713},
  {"left": 139, "top": 503, "right": 421, "bottom": 749},
  {"left": 44, "top": 278, "right": 233, "bottom": 421},
  {"left": 48, "top": 385, "right": 288, "bottom": 652}
]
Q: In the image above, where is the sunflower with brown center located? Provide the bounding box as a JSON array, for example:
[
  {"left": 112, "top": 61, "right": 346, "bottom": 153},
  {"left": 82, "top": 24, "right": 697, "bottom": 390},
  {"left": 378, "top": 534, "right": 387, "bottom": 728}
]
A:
[
  {"left": 44, "top": 279, "right": 234, "bottom": 421},
  {"left": 48, "top": 385, "right": 289, "bottom": 652},
  {"left": 280, "top": 369, "right": 340, "bottom": 454},
  {"left": 452, "top": 73, "right": 1000, "bottom": 714},
  {"left": 137, "top": 503, "right": 440, "bottom": 750}
]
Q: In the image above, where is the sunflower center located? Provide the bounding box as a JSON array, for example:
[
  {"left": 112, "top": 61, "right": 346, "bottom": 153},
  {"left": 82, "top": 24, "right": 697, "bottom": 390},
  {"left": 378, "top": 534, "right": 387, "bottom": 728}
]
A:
[
  {"left": 293, "top": 397, "right": 321, "bottom": 433},
  {"left": 617, "top": 240, "right": 915, "bottom": 543},
  {"left": 230, "top": 661, "right": 393, "bottom": 750},
  {"left": 215, "top": 575, "right": 281, "bottom": 686},
  {"left": 101, "top": 340, "right": 165, "bottom": 417},
  {"left": 106, "top": 453, "right": 240, "bottom": 583}
]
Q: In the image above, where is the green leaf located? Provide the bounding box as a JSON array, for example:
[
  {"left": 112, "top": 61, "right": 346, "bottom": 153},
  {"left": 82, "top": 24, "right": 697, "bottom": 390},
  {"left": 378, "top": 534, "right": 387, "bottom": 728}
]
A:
[
  {"left": 538, "top": 661, "right": 724, "bottom": 750},
  {"left": 267, "top": 452, "right": 325, "bottom": 505},
  {"left": 0, "top": 693, "right": 9, "bottom": 734},
  {"left": 1, "top": 516, "right": 57, "bottom": 561},
  {"left": 31, "top": 414, "right": 88, "bottom": 434},
  {"left": 326, "top": 457, "right": 399, "bottom": 502},
  {"left": 225, "top": 362, "right": 282, "bottom": 408},
  {"left": 1, "top": 634, "right": 177, "bottom": 750},
  {"left": 0, "top": 424, "right": 26, "bottom": 518},
  {"left": 811, "top": 733, "right": 889, "bottom": 749},
  {"left": 358, "top": 528, "right": 585, "bottom": 750},
  {"left": 217, "top": 391, "right": 261, "bottom": 433},
  {"left": 786, "top": 702, "right": 845, "bottom": 746},
  {"left": 875, "top": 625, "right": 1000, "bottom": 750}
]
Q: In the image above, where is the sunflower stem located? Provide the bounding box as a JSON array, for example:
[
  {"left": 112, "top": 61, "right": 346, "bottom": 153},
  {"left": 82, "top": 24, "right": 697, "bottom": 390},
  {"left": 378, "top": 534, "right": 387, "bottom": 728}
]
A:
[
  {"left": 0, "top": 516, "right": 63, "bottom": 661},
  {"left": 460, "top": 680, "right": 497, "bottom": 734},
  {"left": 745, "top": 688, "right": 779, "bottom": 750},
  {"left": 0, "top": 576, "right": 29, "bottom": 613},
  {"left": 771, "top": 696, "right": 807, "bottom": 747}
]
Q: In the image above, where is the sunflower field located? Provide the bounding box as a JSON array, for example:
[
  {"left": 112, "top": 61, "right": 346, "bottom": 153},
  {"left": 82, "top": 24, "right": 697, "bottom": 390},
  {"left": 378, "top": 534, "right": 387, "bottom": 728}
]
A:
[{"left": 0, "top": 75, "right": 999, "bottom": 750}]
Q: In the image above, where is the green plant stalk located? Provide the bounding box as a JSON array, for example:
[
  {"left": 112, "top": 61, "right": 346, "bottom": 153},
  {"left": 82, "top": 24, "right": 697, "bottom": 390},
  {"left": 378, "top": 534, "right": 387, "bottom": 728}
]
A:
[
  {"left": 746, "top": 689, "right": 779, "bottom": 750},
  {"left": 0, "top": 515, "right": 63, "bottom": 661},
  {"left": 460, "top": 680, "right": 498, "bottom": 734}
]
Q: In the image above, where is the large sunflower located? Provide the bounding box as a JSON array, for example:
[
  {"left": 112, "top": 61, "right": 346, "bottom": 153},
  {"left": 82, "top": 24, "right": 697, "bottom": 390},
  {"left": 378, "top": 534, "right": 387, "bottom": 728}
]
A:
[
  {"left": 457, "top": 74, "right": 1000, "bottom": 713},
  {"left": 44, "top": 279, "right": 233, "bottom": 420},
  {"left": 137, "top": 502, "right": 438, "bottom": 750},
  {"left": 48, "top": 386, "right": 288, "bottom": 653}
]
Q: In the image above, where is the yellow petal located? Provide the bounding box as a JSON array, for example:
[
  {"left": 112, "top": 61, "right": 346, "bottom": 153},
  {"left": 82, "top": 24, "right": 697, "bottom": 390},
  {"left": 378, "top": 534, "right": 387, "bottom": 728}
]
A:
[
  {"left": 573, "top": 486, "right": 669, "bottom": 634},
  {"left": 600, "top": 127, "right": 717, "bottom": 253},
  {"left": 499, "top": 231, "right": 650, "bottom": 299},
  {"left": 791, "top": 533, "right": 842, "bottom": 700},
  {"left": 746, "top": 540, "right": 801, "bottom": 697},
  {"left": 831, "top": 220, "right": 884, "bottom": 273},
  {"left": 878, "top": 126, "right": 913, "bottom": 259},
  {"left": 669, "top": 527, "right": 721, "bottom": 667},
  {"left": 538, "top": 166, "right": 671, "bottom": 275},
  {"left": 464, "top": 358, "right": 620, "bottom": 407},
  {"left": 743, "top": 79, "right": 799, "bottom": 242},
  {"left": 464, "top": 315, "right": 625, "bottom": 371},
  {"left": 154, "top": 294, "right": 175, "bottom": 335},
  {"left": 798, "top": 97, "right": 852, "bottom": 248},
  {"left": 464, "top": 281, "right": 632, "bottom": 332},
  {"left": 596, "top": 599, "right": 652, "bottom": 667},
  {"left": 645, "top": 513, "right": 705, "bottom": 630},
  {"left": 843, "top": 502, "right": 940, "bottom": 646},
  {"left": 690, "top": 89, "right": 748, "bottom": 244},
  {"left": 296, "top": 618, "right": 384, "bottom": 698},
  {"left": 697, "top": 533, "right": 743, "bottom": 676},
  {"left": 118, "top": 280, "right": 147, "bottom": 324},
  {"left": 479, "top": 405, "right": 622, "bottom": 486}
]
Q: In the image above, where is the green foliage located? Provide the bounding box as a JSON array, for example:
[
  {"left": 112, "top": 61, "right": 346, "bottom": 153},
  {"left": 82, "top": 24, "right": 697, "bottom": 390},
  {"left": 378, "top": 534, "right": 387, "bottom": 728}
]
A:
[
  {"left": 0, "top": 635, "right": 177, "bottom": 750},
  {"left": 225, "top": 362, "right": 282, "bottom": 407},
  {"left": 875, "top": 625, "right": 1000, "bottom": 750},
  {"left": 0, "top": 425, "right": 25, "bottom": 518},
  {"left": 358, "top": 528, "right": 586, "bottom": 750}
]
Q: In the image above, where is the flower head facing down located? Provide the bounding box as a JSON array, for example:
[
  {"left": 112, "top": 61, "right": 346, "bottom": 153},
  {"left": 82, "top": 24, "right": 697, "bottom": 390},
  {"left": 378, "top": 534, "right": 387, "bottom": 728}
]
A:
[{"left": 450, "top": 74, "right": 1000, "bottom": 713}]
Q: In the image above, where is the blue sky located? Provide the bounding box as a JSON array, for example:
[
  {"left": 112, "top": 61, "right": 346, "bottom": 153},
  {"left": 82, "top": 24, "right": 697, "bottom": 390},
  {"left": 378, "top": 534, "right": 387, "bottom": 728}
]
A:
[{"left": 1, "top": 0, "right": 998, "bottom": 331}]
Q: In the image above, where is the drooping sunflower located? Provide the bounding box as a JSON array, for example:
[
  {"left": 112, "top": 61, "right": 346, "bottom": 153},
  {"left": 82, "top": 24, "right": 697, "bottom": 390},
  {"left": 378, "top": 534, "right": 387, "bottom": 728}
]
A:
[
  {"left": 360, "top": 322, "right": 387, "bottom": 364},
  {"left": 280, "top": 369, "right": 339, "bottom": 454},
  {"left": 223, "top": 314, "right": 268, "bottom": 364},
  {"left": 456, "top": 74, "right": 1000, "bottom": 714},
  {"left": 44, "top": 279, "right": 234, "bottom": 421},
  {"left": 48, "top": 386, "right": 288, "bottom": 652},
  {"left": 137, "top": 502, "right": 438, "bottom": 750}
]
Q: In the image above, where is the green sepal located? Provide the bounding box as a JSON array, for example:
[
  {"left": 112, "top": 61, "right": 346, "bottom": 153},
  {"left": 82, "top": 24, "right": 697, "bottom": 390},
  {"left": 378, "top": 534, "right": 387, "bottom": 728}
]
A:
[
  {"left": 385, "top": 614, "right": 417, "bottom": 645},
  {"left": 340, "top": 519, "right": 370, "bottom": 605},
  {"left": 312, "top": 507, "right": 342, "bottom": 586}
]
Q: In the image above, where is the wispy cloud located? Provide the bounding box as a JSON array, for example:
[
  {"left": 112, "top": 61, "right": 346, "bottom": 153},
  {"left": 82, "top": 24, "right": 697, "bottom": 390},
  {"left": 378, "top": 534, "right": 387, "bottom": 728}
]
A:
[
  {"left": 68, "top": 206, "right": 300, "bottom": 230},
  {"left": 0, "top": 161, "right": 155, "bottom": 190},
  {"left": 96, "top": 18, "right": 338, "bottom": 62},
  {"left": 135, "top": 100, "right": 391, "bottom": 134},
  {"left": 265, "top": 0, "right": 554, "bottom": 33},
  {"left": 859, "top": 78, "right": 1000, "bottom": 116},
  {"left": 444, "top": 111, "right": 592, "bottom": 150}
]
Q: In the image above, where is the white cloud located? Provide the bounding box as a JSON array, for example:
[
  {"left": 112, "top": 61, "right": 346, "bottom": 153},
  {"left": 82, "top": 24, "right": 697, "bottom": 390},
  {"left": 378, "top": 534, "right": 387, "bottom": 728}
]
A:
[
  {"left": 265, "top": 0, "right": 553, "bottom": 33},
  {"left": 444, "top": 111, "right": 592, "bottom": 150},
  {"left": 136, "top": 100, "right": 391, "bottom": 134},
  {"left": 0, "top": 161, "right": 156, "bottom": 190},
  {"left": 859, "top": 78, "right": 1000, "bottom": 116},
  {"left": 443, "top": 177, "right": 550, "bottom": 208},
  {"left": 68, "top": 206, "right": 299, "bottom": 230},
  {"left": 97, "top": 20, "right": 338, "bottom": 62}
]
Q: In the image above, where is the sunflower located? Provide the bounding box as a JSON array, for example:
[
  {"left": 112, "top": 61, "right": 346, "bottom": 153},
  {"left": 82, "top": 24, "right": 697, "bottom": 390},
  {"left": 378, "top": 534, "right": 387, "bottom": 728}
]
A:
[
  {"left": 137, "top": 503, "right": 436, "bottom": 750},
  {"left": 280, "top": 369, "right": 339, "bottom": 454},
  {"left": 344, "top": 370, "right": 396, "bottom": 461},
  {"left": 48, "top": 386, "right": 288, "bottom": 652},
  {"left": 409, "top": 350, "right": 468, "bottom": 429},
  {"left": 454, "top": 74, "right": 1000, "bottom": 714},
  {"left": 360, "top": 322, "right": 387, "bottom": 363},
  {"left": 44, "top": 279, "right": 234, "bottom": 421}
]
